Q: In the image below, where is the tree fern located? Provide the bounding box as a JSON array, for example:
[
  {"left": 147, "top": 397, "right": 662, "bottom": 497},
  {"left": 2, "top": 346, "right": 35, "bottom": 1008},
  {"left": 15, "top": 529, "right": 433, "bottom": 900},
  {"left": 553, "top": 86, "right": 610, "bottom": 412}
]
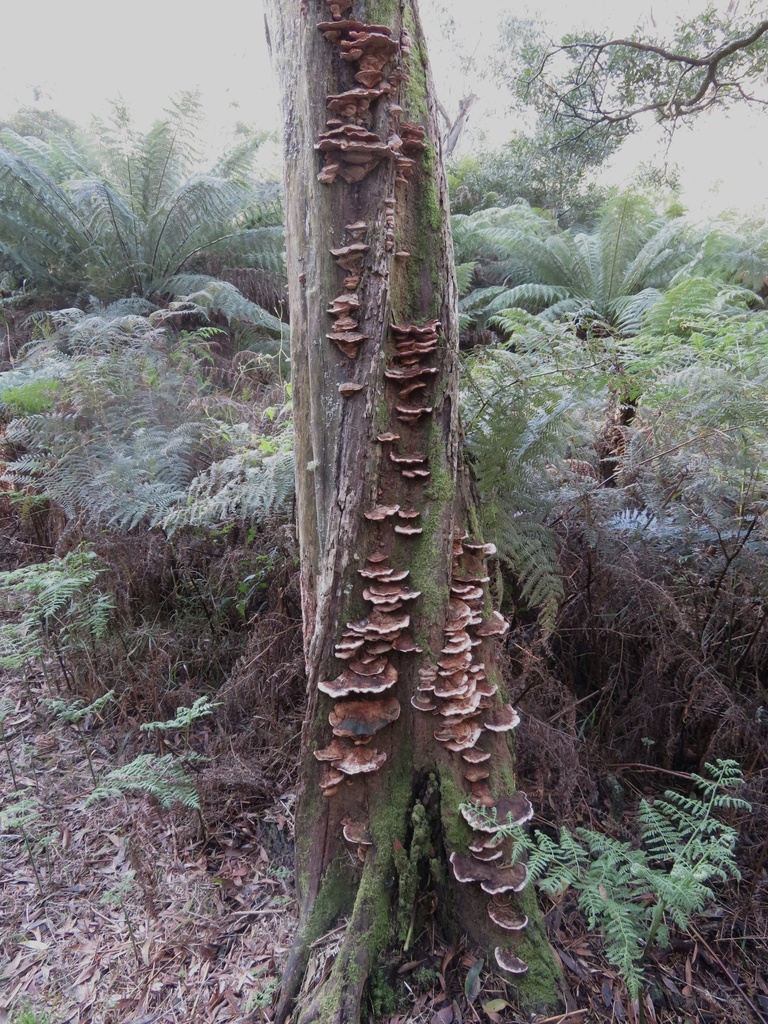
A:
[
  {"left": 0, "top": 97, "right": 285, "bottom": 327},
  {"left": 161, "top": 440, "right": 295, "bottom": 535},
  {"left": 165, "top": 274, "right": 282, "bottom": 334},
  {"left": 2, "top": 308, "right": 296, "bottom": 541},
  {"left": 456, "top": 191, "right": 695, "bottom": 332},
  {"left": 2, "top": 310, "right": 210, "bottom": 528}
]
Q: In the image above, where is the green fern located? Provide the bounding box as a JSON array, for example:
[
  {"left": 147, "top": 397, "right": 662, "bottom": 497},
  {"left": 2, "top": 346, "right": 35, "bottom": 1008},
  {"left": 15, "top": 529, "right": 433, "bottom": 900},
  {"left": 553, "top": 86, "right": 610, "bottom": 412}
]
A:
[
  {"left": 460, "top": 331, "right": 601, "bottom": 631},
  {"left": 88, "top": 753, "right": 201, "bottom": 810},
  {"left": 161, "top": 429, "right": 295, "bottom": 535},
  {"left": 44, "top": 689, "right": 116, "bottom": 726},
  {"left": 0, "top": 548, "right": 114, "bottom": 670},
  {"left": 2, "top": 310, "right": 213, "bottom": 529},
  {"left": 139, "top": 696, "right": 220, "bottom": 734},
  {"left": 465, "top": 759, "right": 749, "bottom": 1000},
  {"left": 455, "top": 192, "right": 695, "bottom": 331}
]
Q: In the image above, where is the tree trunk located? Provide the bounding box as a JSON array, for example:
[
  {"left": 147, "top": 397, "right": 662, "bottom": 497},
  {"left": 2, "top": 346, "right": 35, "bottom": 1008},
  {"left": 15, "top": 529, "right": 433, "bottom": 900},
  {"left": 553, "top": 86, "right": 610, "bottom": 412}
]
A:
[{"left": 263, "top": 2, "right": 561, "bottom": 1020}]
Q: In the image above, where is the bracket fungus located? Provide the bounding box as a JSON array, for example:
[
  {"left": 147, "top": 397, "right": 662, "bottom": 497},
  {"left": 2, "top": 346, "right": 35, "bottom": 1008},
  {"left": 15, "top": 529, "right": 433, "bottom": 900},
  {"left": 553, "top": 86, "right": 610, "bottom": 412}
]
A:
[
  {"left": 314, "top": 738, "right": 349, "bottom": 762},
  {"left": 469, "top": 780, "right": 495, "bottom": 807},
  {"left": 385, "top": 365, "right": 439, "bottom": 382},
  {"left": 364, "top": 503, "right": 400, "bottom": 521},
  {"left": 362, "top": 582, "right": 421, "bottom": 604},
  {"left": 400, "top": 121, "right": 427, "bottom": 155},
  {"left": 449, "top": 853, "right": 527, "bottom": 895},
  {"left": 391, "top": 633, "right": 422, "bottom": 653},
  {"left": 328, "top": 332, "right": 368, "bottom": 359},
  {"left": 357, "top": 565, "right": 407, "bottom": 580},
  {"left": 461, "top": 747, "right": 491, "bottom": 764},
  {"left": 483, "top": 705, "right": 521, "bottom": 733},
  {"left": 488, "top": 905, "right": 529, "bottom": 932},
  {"left": 475, "top": 610, "right": 510, "bottom": 638},
  {"left": 439, "top": 692, "right": 483, "bottom": 718},
  {"left": 340, "top": 27, "right": 400, "bottom": 89},
  {"left": 318, "top": 662, "right": 398, "bottom": 698},
  {"left": 327, "top": 88, "right": 386, "bottom": 119},
  {"left": 346, "top": 654, "right": 388, "bottom": 676},
  {"left": 462, "top": 538, "right": 497, "bottom": 553},
  {"left": 495, "top": 948, "right": 529, "bottom": 975},
  {"left": 365, "top": 640, "right": 393, "bottom": 655},
  {"left": 442, "top": 633, "right": 472, "bottom": 655},
  {"left": 471, "top": 847, "right": 503, "bottom": 862},
  {"left": 346, "top": 610, "right": 411, "bottom": 637},
  {"left": 411, "top": 693, "right": 438, "bottom": 713},
  {"left": 316, "top": 125, "right": 392, "bottom": 184},
  {"left": 320, "top": 765, "right": 346, "bottom": 793},
  {"left": 342, "top": 821, "right": 373, "bottom": 846},
  {"left": 395, "top": 404, "right": 433, "bottom": 423},
  {"left": 432, "top": 675, "right": 470, "bottom": 699},
  {"left": 389, "top": 451, "right": 428, "bottom": 467},
  {"left": 460, "top": 793, "right": 534, "bottom": 832},
  {"left": 435, "top": 720, "right": 483, "bottom": 752},
  {"left": 444, "top": 599, "right": 474, "bottom": 633},
  {"left": 330, "top": 242, "right": 370, "bottom": 272},
  {"left": 322, "top": 0, "right": 353, "bottom": 18},
  {"left": 335, "top": 745, "right": 387, "bottom": 775},
  {"left": 329, "top": 695, "right": 401, "bottom": 741},
  {"left": 475, "top": 679, "right": 498, "bottom": 698},
  {"left": 437, "top": 649, "right": 473, "bottom": 673},
  {"left": 366, "top": 549, "right": 390, "bottom": 563},
  {"left": 327, "top": 292, "right": 360, "bottom": 317}
]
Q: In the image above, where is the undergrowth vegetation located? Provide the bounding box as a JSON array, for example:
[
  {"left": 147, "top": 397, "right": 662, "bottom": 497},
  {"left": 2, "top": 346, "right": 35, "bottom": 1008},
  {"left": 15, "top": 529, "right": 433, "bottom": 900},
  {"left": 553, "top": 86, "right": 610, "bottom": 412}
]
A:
[
  {"left": 0, "top": 300, "right": 303, "bottom": 806},
  {"left": 469, "top": 759, "right": 751, "bottom": 999},
  {"left": 1, "top": 95, "right": 767, "bottom": 1020}
]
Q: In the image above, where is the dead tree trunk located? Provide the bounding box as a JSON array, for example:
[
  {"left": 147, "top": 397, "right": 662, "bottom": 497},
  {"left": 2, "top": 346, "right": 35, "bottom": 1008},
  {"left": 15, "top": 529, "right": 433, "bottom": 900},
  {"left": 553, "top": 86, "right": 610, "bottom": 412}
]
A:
[{"left": 263, "top": 2, "right": 561, "bottom": 1020}]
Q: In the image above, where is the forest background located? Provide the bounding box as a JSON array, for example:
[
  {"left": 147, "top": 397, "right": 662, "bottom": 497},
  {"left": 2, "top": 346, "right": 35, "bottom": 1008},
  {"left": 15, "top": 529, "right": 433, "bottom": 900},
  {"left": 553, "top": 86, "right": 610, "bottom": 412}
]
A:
[{"left": 1, "top": 0, "right": 767, "bottom": 1022}]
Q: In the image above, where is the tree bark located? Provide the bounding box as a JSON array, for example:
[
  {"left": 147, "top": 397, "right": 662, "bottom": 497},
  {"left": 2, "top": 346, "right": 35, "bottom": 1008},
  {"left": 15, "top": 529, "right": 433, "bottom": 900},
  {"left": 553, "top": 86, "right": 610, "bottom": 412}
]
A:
[{"left": 263, "top": 2, "right": 561, "bottom": 1020}]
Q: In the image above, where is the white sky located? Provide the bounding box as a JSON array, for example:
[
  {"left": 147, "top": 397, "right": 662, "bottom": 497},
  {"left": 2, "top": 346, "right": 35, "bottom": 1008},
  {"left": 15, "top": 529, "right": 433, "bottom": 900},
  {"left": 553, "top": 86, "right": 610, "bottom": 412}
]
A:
[{"left": 0, "top": 0, "right": 765, "bottom": 219}]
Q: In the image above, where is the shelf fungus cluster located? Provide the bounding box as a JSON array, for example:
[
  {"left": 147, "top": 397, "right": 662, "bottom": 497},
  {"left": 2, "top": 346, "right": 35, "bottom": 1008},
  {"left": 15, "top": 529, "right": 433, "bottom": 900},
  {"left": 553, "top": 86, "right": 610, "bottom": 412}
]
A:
[
  {"left": 384, "top": 320, "right": 440, "bottom": 428},
  {"left": 342, "top": 819, "right": 373, "bottom": 862},
  {"left": 313, "top": 544, "right": 424, "bottom": 803},
  {"left": 315, "top": 17, "right": 405, "bottom": 185},
  {"left": 392, "top": 121, "right": 426, "bottom": 185},
  {"left": 328, "top": 221, "right": 369, "bottom": 363},
  {"left": 411, "top": 532, "right": 533, "bottom": 974}
]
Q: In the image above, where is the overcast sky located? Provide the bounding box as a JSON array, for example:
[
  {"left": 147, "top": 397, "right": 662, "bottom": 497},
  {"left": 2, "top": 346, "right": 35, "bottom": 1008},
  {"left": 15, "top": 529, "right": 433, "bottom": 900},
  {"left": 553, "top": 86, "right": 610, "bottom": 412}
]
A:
[{"left": 1, "top": 0, "right": 765, "bottom": 218}]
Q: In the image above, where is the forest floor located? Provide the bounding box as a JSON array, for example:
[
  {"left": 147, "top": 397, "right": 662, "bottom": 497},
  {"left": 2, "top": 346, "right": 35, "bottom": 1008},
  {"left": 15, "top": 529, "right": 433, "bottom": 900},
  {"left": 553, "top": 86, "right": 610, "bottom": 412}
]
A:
[{"left": 2, "top": 666, "right": 767, "bottom": 1024}]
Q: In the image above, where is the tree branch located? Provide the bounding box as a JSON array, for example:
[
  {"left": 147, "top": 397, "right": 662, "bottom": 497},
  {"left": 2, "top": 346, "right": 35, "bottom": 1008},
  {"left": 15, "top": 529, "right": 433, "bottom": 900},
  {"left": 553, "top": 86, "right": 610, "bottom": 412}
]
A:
[
  {"left": 559, "top": 19, "right": 768, "bottom": 70},
  {"left": 534, "top": 16, "right": 768, "bottom": 133}
]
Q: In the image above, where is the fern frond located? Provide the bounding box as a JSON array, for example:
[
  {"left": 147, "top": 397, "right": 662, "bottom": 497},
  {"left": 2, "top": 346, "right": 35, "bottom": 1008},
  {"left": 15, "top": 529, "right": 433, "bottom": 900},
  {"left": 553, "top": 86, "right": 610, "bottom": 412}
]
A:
[
  {"left": 164, "top": 274, "right": 283, "bottom": 334},
  {"left": 88, "top": 753, "right": 200, "bottom": 810},
  {"left": 0, "top": 549, "right": 115, "bottom": 668},
  {"left": 455, "top": 261, "right": 478, "bottom": 297},
  {"left": 161, "top": 446, "right": 294, "bottom": 535}
]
